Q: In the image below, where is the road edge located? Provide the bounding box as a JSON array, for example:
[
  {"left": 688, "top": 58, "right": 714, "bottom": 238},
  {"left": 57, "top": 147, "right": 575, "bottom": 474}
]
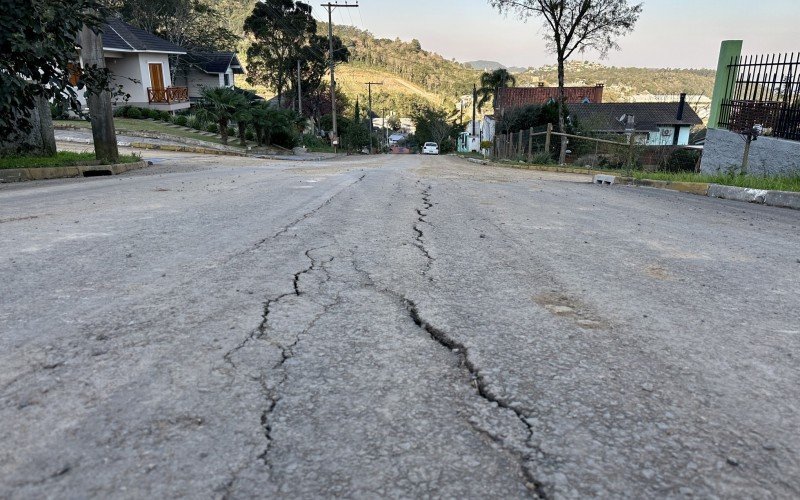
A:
[{"left": 593, "top": 174, "right": 800, "bottom": 210}]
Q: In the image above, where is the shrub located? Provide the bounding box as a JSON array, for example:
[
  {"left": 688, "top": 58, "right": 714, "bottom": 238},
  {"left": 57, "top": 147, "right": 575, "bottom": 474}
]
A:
[
  {"left": 189, "top": 117, "right": 204, "bottom": 130},
  {"left": 227, "top": 127, "right": 236, "bottom": 137},
  {"left": 126, "top": 107, "right": 142, "bottom": 119},
  {"left": 174, "top": 115, "right": 188, "bottom": 127},
  {"left": 113, "top": 106, "right": 129, "bottom": 118},
  {"left": 531, "top": 152, "right": 553, "bottom": 165},
  {"left": 159, "top": 111, "right": 171, "bottom": 122},
  {"left": 660, "top": 148, "right": 701, "bottom": 172},
  {"left": 146, "top": 108, "right": 161, "bottom": 120},
  {"left": 206, "top": 123, "right": 219, "bottom": 133},
  {"left": 245, "top": 129, "right": 255, "bottom": 141}
]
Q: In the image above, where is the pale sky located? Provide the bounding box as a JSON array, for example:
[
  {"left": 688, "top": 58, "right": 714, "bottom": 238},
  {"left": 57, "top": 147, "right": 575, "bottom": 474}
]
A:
[{"left": 315, "top": 0, "right": 800, "bottom": 69}]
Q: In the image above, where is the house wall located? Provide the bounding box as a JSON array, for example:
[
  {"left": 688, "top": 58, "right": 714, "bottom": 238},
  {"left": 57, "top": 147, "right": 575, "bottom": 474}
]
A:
[
  {"left": 701, "top": 127, "right": 800, "bottom": 176},
  {"left": 177, "top": 69, "right": 223, "bottom": 99},
  {"left": 105, "top": 53, "right": 147, "bottom": 105},
  {"left": 646, "top": 126, "right": 691, "bottom": 146}
]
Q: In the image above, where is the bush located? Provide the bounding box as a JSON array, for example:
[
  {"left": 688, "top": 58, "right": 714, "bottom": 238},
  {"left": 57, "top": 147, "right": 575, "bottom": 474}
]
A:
[
  {"left": 531, "top": 152, "right": 553, "bottom": 165},
  {"left": 113, "top": 106, "right": 129, "bottom": 118},
  {"left": 174, "top": 115, "right": 188, "bottom": 127},
  {"left": 189, "top": 117, "right": 204, "bottom": 130},
  {"left": 158, "top": 111, "right": 171, "bottom": 122},
  {"left": 126, "top": 107, "right": 142, "bottom": 119},
  {"left": 146, "top": 108, "right": 161, "bottom": 120},
  {"left": 207, "top": 123, "right": 219, "bottom": 133},
  {"left": 660, "top": 148, "right": 701, "bottom": 172},
  {"left": 227, "top": 127, "right": 236, "bottom": 137},
  {"left": 245, "top": 129, "right": 255, "bottom": 141}
]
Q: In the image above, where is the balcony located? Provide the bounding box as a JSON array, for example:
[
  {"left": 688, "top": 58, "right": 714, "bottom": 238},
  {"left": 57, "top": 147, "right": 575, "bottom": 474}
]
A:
[{"left": 147, "top": 86, "right": 189, "bottom": 105}]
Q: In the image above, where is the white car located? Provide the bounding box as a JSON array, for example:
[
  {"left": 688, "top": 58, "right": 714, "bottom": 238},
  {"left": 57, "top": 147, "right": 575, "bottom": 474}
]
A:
[{"left": 422, "top": 142, "right": 439, "bottom": 155}]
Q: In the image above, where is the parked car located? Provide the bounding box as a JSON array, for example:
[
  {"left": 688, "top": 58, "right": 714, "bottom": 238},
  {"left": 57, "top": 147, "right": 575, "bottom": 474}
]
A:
[{"left": 422, "top": 142, "right": 439, "bottom": 155}]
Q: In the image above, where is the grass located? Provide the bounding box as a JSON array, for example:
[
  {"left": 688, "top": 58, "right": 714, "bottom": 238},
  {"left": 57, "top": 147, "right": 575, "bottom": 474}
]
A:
[
  {"left": 629, "top": 171, "right": 800, "bottom": 192},
  {"left": 0, "top": 151, "right": 140, "bottom": 169},
  {"left": 54, "top": 118, "right": 241, "bottom": 148}
]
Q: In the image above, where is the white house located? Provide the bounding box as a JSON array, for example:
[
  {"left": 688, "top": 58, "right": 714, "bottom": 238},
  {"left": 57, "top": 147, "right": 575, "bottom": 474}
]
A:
[
  {"left": 72, "top": 18, "right": 190, "bottom": 112},
  {"left": 174, "top": 52, "right": 245, "bottom": 101},
  {"left": 567, "top": 98, "right": 702, "bottom": 146}
]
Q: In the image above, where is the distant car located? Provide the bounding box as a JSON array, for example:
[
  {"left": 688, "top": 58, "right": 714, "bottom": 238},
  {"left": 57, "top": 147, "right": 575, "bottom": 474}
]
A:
[{"left": 422, "top": 142, "right": 439, "bottom": 155}]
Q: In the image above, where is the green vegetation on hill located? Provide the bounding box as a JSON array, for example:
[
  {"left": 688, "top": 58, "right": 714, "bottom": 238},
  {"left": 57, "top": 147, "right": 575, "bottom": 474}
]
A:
[{"left": 225, "top": 4, "right": 716, "bottom": 114}]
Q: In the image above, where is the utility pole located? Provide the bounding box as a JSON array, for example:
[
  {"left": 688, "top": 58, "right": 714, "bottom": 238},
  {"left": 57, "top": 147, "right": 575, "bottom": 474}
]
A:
[
  {"left": 322, "top": 2, "right": 358, "bottom": 151},
  {"left": 365, "top": 81, "right": 382, "bottom": 153},
  {"left": 297, "top": 59, "right": 302, "bottom": 116},
  {"left": 80, "top": 25, "right": 118, "bottom": 163},
  {"left": 472, "top": 83, "right": 477, "bottom": 137},
  {"left": 382, "top": 107, "right": 386, "bottom": 151}
]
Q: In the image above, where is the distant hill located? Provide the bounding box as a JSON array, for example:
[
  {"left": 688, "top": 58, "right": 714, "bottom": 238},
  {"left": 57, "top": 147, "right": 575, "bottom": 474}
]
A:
[
  {"left": 233, "top": 15, "right": 716, "bottom": 116},
  {"left": 465, "top": 60, "right": 506, "bottom": 71}
]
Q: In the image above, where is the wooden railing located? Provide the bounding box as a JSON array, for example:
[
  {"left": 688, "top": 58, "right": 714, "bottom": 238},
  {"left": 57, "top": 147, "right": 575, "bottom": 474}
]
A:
[{"left": 147, "top": 86, "right": 189, "bottom": 104}]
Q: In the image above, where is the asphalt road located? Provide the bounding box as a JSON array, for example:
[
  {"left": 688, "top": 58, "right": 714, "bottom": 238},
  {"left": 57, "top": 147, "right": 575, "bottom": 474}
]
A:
[{"left": 1, "top": 153, "right": 799, "bottom": 498}]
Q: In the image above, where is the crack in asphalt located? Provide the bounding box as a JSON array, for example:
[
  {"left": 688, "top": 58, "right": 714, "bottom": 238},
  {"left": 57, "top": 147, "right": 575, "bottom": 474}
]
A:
[
  {"left": 350, "top": 247, "right": 547, "bottom": 498},
  {"left": 413, "top": 185, "right": 435, "bottom": 279},
  {"left": 269, "top": 173, "right": 367, "bottom": 240},
  {"left": 223, "top": 244, "right": 338, "bottom": 491},
  {"left": 402, "top": 298, "right": 548, "bottom": 499}
]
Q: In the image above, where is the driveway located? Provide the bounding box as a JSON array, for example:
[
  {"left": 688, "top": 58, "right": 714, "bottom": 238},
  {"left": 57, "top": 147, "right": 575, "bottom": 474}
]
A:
[{"left": 1, "top": 154, "right": 798, "bottom": 498}]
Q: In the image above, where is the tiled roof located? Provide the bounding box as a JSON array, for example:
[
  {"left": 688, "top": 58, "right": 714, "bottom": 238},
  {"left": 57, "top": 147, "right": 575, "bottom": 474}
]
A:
[
  {"left": 496, "top": 85, "right": 605, "bottom": 112},
  {"left": 568, "top": 102, "right": 702, "bottom": 132},
  {"left": 186, "top": 52, "right": 245, "bottom": 74},
  {"left": 101, "top": 18, "right": 185, "bottom": 54}
]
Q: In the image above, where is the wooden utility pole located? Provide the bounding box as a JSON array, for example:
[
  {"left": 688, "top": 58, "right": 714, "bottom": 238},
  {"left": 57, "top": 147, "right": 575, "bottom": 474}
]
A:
[
  {"left": 80, "top": 25, "right": 118, "bottom": 163},
  {"left": 472, "top": 83, "right": 477, "bottom": 136},
  {"left": 365, "top": 81, "right": 382, "bottom": 153},
  {"left": 322, "top": 2, "right": 358, "bottom": 150},
  {"left": 297, "top": 59, "right": 303, "bottom": 116}
]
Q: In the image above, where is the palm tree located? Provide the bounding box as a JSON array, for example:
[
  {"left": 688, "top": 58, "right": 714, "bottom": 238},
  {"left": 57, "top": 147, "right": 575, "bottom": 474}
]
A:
[
  {"left": 476, "top": 69, "right": 517, "bottom": 111},
  {"left": 195, "top": 87, "right": 247, "bottom": 145}
]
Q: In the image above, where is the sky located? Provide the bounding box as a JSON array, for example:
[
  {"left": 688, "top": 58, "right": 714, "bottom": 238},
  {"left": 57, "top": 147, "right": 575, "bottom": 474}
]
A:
[{"left": 317, "top": 0, "right": 800, "bottom": 69}]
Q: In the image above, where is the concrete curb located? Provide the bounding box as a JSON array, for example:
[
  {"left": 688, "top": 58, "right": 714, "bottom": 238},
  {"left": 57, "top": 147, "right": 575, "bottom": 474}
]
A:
[
  {"left": 0, "top": 160, "right": 149, "bottom": 183},
  {"left": 594, "top": 174, "right": 800, "bottom": 210},
  {"left": 126, "top": 142, "right": 249, "bottom": 157},
  {"left": 457, "top": 155, "right": 605, "bottom": 175}
]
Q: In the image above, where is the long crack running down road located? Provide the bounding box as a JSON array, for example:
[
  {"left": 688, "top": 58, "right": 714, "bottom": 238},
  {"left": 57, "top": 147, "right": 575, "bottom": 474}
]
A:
[{"left": 1, "top": 153, "right": 799, "bottom": 498}]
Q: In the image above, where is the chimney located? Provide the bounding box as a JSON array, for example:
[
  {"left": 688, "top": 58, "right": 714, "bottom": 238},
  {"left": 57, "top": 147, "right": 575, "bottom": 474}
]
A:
[
  {"left": 677, "top": 93, "right": 687, "bottom": 120},
  {"left": 538, "top": 82, "right": 545, "bottom": 88}
]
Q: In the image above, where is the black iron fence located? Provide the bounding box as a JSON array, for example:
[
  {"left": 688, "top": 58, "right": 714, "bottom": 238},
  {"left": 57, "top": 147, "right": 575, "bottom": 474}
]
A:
[{"left": 718, "top": 52, "right": 800, "bottom": 141}]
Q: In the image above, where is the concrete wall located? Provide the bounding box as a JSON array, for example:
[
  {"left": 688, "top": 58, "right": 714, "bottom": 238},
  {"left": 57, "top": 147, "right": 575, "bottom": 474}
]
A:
[{"left": 701, "top": 128, "right": 800, "bottom": 176}]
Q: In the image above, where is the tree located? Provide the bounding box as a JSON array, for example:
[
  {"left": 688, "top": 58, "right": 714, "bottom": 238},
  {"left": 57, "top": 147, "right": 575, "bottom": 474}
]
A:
[
  {"left": 477, "top": 69, "right": 516, "bottom": 110},
  {"left": 0, "top": 0, "right": 107, "bottom": 155},
  {"left": 411, "top": 105, "right": 454, "bottom": 152},
  {"left": 245, "top": 0, "right": 316, "bottom": 107},
  {"left": 195, "top": 87, "right": 247, "bottom": 144},
  {"left": 112, "top": 0, "right": 237, "bottom": 53},
  {"left": 490, "top": 0, "right": 642, "bottom": 164},
  {"left": 387, "top": 115, "right": 401, "bottom": 131}
]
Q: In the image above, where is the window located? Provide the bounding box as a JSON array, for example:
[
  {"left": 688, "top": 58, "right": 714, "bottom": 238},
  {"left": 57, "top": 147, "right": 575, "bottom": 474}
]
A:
[{"left": 223, "top": 73, "right": 230, "bottom": 87}]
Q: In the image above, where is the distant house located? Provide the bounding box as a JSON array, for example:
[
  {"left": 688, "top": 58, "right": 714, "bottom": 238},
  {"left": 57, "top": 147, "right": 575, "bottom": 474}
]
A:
[
  {"left": 72, "top": 18, "right": 190, "bottom": 112},
  {"left": 495, "top": 84, "right": 605, "bottom": 116},
  {"left": 567, "top": 96, "right": 702, "bottom": 146},
  {"left": 174, "top": 52, "right": 245, "bottom": 101}
]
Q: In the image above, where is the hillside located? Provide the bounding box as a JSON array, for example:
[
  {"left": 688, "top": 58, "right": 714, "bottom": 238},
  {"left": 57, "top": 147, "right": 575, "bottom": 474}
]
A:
[{"left": 234, "top": 15, "right": 716, "bottom": 116}]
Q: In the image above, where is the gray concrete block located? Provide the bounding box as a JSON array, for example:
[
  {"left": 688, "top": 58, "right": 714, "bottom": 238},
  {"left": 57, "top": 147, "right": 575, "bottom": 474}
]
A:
[
  {"left": 593, "top": 174, "right": 616, "bottom": 185},
  {"left": 707, "top": 184, "right": 768, "bottom": 204},
  {"left": 764, "top": 190, "right": 800, "bottom": 210}
]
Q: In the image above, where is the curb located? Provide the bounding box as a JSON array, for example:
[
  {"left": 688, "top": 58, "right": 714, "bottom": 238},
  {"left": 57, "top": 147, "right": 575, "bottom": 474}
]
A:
[
  {"left": 457, "top": 155, "right": 606, "bottom": 175},
  {"left": 0, "top": 160, "right": 149, "bottom": 183},
  {"left": 594, "top": 174, "right": 800, "bottom": 210},
  {"left": 127, "top": 142, "right": 249, "bottom": 157}
]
